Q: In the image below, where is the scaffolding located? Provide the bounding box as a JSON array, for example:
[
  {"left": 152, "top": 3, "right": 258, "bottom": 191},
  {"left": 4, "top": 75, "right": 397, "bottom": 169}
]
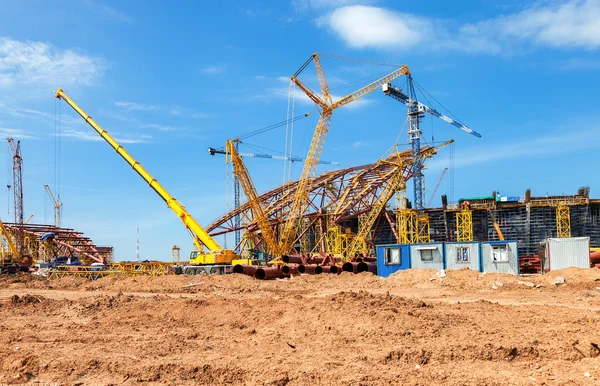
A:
[
  {"left": 417, "top": 214, "right": 431, "bottom": 243},
  {"left": 397, "top": 209, "right": 417, "bottom": 244},
  {"left": 556, "top": 204, "right": 571, "bottom": 238},
  {"left": 456, "top": 208, "right": 473, "bottom": 242}
]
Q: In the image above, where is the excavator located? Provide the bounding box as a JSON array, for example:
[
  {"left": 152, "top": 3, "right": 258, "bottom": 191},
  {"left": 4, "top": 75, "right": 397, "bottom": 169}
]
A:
[{"left": 55, "top": 89, "right": 240, "bottom": 275}]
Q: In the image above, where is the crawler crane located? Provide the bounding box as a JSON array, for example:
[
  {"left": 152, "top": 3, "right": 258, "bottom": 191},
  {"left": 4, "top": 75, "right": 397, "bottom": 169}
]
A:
[{"left": 55, "top": 89, "right": 240, "bottom": 275}]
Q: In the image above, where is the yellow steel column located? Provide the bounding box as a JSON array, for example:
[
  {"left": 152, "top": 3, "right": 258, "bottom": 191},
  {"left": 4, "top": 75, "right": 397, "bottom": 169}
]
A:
[
  {"left": 456, "top": 208, "right": 473, "bottom": 242},
  {"left": 556, "top": 204, "right": 571, "bottom": 238}
]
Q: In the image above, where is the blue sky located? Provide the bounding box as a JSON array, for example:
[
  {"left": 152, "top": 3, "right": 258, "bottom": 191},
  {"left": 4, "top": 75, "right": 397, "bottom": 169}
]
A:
[{"left": 0, "top": 0, "right": 599, "bottom": 261}]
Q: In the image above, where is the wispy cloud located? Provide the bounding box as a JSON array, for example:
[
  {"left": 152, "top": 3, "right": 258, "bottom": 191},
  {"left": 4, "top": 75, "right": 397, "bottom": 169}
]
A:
[
  {"left": 427, "top": 127, "right": 600, "bottom": 171},
  {"left": 169, "top": 105, "right": 212, "bottom": 118},
  {"left": 114, "top": 101, "right": 211, "bottom": 119},
  {"left": 115, "top": 101, "right": 158, "bottom": 111},
  {"left": 293, "top": 0, "right": 376, "bottom": 11},
  {"left": 317, "top": 1, "right": 600, "bottom": 54},
  {"left": 0, "top": 127, "right": 37, "bottom": 139},
  {"left": 60, "top": 127, "right": 148, "bottom": 144},
  {"left": 83, "top": 0, "right": 133, "bottom": 23},
  {"left": 141, "top": 123, "right": 181, "bottom": 132},
  {"left": 0, "top": 37, "right": 106, "bottom": 87},
  {"left": 201, "top": 66, "right": 224, "bottom": 74}
]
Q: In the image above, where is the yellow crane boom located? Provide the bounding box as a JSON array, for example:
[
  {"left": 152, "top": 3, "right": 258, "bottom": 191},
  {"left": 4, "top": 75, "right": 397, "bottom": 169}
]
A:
[
  {"left": 55, "top": 89, "right": 237, "bottom": 265},
  {"left": 226, "top": 139, "right": 280, "bottom": 255},
  {"left": 278, "top": 53, "right": 411, "bottom": 254}
]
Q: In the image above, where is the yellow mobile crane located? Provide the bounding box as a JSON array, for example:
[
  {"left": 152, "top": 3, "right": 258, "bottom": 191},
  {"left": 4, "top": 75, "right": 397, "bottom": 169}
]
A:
[{"left": 55, "top": 89, "right": 240, "bottom": 275}]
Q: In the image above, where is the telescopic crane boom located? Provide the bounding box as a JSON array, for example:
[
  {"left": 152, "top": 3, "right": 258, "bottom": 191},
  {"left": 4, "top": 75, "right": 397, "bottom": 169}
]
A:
[
  {"left": 44, "top": 184, "right": 62, "bottom": 227},
  {"left": 54, "top": 89, "right": 238, "bottom": 265}
]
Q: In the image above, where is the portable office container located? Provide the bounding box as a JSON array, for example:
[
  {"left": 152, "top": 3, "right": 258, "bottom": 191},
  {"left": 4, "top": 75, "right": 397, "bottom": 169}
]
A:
[
  {"left": 409, "top": 242, "right": 444, "bottom": 270},
  {"left": 481, "top": 241, "right": 519, "bottom": 275},
  {"left": 445, "top": 241, "right": 481, "bottom": 271},
  {"left": 540, "top": 237, "right": 590, "bottom": 271},
  {"left": 376, "top": 244, "right": 411, "bottom": 277}
]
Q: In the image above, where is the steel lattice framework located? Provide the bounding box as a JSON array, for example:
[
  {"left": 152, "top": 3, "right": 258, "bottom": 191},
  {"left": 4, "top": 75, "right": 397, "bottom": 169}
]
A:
[
  {"left": 2, "top": 223, "right": 112, "bottom": 264},
  {"left": 207, "top": 144, "right": 444, "bottom": 253}
]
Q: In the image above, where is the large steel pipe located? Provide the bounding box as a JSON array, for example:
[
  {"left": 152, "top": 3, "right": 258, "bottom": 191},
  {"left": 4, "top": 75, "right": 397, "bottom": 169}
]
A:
[
  {"left": 255, "top": 267, "right": 285, "bottom": 280},
  {"left": 297, "top": 264, "right": 323, "bottom": 275},
  {"left": 232, "top": 264, "right": 257, "bottom": 276},
  {"left": 357, "top": 262, "right": 377, "bottom": 274},
  {"left": 320, "top": 265, "right": 339, "bottom": 274},
  {"left": 342, "top": 262, "right": 360, "bottom": 273},
  {"left": 281, "top": 265, "right": 299, "bottom": 275},
  {"left": 282, "top": 255, "right": 304, "bottom": 264},
  {"left": 590, "top": 251, "right": 600, "bottom": 264}
]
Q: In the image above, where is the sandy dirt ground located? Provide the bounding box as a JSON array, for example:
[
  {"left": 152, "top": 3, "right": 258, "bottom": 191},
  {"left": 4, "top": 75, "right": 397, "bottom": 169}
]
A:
[{"left": 2, "top": 267, "right": 600, "bottom": 385}]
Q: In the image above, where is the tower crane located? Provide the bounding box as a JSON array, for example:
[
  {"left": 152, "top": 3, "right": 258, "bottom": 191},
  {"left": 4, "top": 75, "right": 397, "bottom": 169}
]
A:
[
  {"left": 44, "top": 184, "right": 62, "bottom": 227},
  {"left": 426, "top": 167, "right": 448, "bottom": 208},
  {"left": 55, "top": 89, "right": 240, "bottom": 274},
  {"left": 279, "top": 53, "right": 411, "bottom": 254},
  {"left": 6, "top": 138, "right": 24, "bottom": 255},
  {"left": 382, "top": 79, "right": 481, "bottom": 211}
]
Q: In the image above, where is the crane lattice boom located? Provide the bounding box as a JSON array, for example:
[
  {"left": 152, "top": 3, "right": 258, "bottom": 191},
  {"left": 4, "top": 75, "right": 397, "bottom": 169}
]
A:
[{"left": 278, "top": 53, "right": 410, "bottom": 254}]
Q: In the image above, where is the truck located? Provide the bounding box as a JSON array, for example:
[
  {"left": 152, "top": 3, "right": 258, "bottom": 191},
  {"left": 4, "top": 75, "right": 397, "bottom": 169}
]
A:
[{"left": 55, "top": 89, "right": 242, "bottom": 275}]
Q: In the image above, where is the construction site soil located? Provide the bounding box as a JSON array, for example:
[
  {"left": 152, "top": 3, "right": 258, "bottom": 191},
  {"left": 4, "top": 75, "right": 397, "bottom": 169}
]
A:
[{"left": 2, "top": 268, "right": 600, "bottom": 385}]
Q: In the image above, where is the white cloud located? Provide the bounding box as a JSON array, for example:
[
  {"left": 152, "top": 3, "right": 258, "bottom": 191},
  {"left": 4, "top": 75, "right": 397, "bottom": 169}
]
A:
[
  {"left": 115, "top": 101, "right": 157, "bottom": 111},
  {"left": 60, "top": 127, "right": 147, "bottom": 144},
  {"left": 201, "top": 66, "right": 224, "bottom": 74},
  {"left": 0, "top": 37, "right": 106, "bottom": 87},
  {"left": 318, "top": 6, "right": 432, "bottom": 50},
  {"left": 317, "top": 1, "right": 600, "bottom": 54},
  {"left": 352, "top": 140, "right": 368, "bottom": 148}
]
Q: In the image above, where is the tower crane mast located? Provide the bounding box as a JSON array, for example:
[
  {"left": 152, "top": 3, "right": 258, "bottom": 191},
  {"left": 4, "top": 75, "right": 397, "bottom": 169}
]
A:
[
  {"left": 6, "top": 138, "right": 23, "bottom": 255},
  {"left": 44, "top": 184, "right": 62, "bottom": 227},
  {"left": 382, "top": 80, "right": 481, "bottom": 211}
]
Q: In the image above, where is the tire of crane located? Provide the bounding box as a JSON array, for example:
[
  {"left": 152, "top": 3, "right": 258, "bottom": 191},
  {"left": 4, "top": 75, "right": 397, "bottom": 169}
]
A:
[
  {"left": 183, "top": 267, "right": 194, "bottom": 275},
  {"left": 210, "top": 267, "right": 220, "bottom": 275}
]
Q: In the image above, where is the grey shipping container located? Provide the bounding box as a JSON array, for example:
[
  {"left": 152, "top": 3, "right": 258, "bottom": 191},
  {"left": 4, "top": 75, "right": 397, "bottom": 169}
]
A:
[
  {"left": 445, "top": 242, "right": 481, "bottom": 271},
  {"left": 540, "top": 237, "right": 590, "bottom": 272},
  {"left": 409, "top": 243, "right": 444, "bottom": 270},
  {"left": 481, "top": 241, "right": 519, "bottom": 275}
]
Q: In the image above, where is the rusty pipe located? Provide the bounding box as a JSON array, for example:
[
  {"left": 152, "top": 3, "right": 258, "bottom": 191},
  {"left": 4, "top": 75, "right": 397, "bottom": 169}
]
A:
[
  {"left": 590, "top": 251, "right": 600, "bottom": 264},
  {"left": 357, "top": 262, "right": 377, "bottom": 274},
  {"left": 232, "top": 264, "right": 257, "bottom": 277},
  {"left": 282, "top": 255, "right": 304, "bottom": 264},
  {"left": 342, "top": 262, "right": 360, "bottom": 273},
  {"left": 255, "top": 267, "right": 285, "bottom": 280},
  {"left": 298, "top": 264, "right": 323, "bottom": 275},
  {"left": 320, "top": 265, "right": 339, "bottom": 274},
  {"left": 281, "top": 264, "right": 299, "bottom": 275},
  {"left": 362, "top": 257, "right": 376, "bottom": 263}
]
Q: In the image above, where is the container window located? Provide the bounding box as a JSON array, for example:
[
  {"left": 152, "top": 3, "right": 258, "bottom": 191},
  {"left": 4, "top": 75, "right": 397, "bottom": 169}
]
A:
[
  {"left": 420, "top": 249, "right": 434, "bottom": 261},
  {"left": 492, "top": 245, "right": 508, "bottom": 262},
  {"left": 456, "top": 247, "right": 470, "bottom": 263},
  {"left": 385, "top": 248, "right": 401, "bottom": 265}
]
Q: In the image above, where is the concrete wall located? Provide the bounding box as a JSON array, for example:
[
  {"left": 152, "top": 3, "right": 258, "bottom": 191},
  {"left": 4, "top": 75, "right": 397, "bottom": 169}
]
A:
[
  {"left": 481, "top": 241, "right": 519, "bottom": 275},
  {"left": 376, "top": 244, "right": 411, "bottom": 277},
  {"left": 445, "top": 242, "right": 481, "bottom": 271},
  {"left": 409, "top": 242, "right": 444, "bottom": 270}
]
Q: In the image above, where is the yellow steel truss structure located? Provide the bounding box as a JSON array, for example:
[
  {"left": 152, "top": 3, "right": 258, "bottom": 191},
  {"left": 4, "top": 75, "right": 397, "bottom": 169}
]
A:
[
  {"left": 397, "top": 209, "right": 417, "bottom": 244},
  {"left": 556, "top": 204, "right": 571, "bottom": 238},
  {"left": 417, "top": 213, "right": 431, "bottom": 243},
  {"left": 456, "top": 208, "right": 473, "bottom": 242}
]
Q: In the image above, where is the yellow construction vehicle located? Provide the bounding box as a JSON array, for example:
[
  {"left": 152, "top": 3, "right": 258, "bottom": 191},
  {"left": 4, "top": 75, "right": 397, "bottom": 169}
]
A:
[{"left": 55, "top": 89, "right": 240, "bottom": 275}]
